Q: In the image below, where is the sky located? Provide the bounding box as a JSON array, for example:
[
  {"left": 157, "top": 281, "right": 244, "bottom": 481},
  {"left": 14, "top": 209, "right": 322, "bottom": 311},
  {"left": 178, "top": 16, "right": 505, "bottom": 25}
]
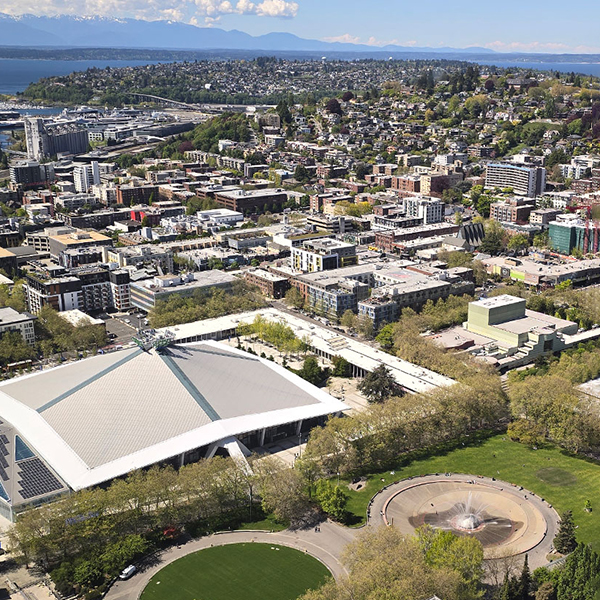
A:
[{"left": 3, "top": 0, "right": 600, "bottom": 53}]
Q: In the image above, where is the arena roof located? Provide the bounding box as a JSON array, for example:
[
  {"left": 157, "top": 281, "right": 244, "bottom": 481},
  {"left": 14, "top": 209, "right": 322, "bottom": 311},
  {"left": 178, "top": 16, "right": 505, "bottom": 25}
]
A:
[{"left": 0, "top": 341, "right": 348, "bottom": 506}]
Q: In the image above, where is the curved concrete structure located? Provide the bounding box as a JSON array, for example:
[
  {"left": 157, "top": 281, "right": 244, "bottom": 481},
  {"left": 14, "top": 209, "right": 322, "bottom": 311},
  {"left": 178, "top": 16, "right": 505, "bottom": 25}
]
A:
[{"left": 376, "top": 474, "right": 558, "bottom": 564}]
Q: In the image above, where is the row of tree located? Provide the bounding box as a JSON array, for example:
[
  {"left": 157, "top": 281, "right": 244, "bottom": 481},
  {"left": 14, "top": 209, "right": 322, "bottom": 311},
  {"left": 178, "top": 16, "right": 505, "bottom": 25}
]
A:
[
  {"left": 9, "top": 454, "right": 329, "bottom": 597},
  {"left": 500, "top": 542, "right": 600, "bottom": 600},
  {"left": 300, "top": 374, "right": 507, "bottom": 478},
  {"left": 148, "top": 280, "right": 266, "bottom": 328}
]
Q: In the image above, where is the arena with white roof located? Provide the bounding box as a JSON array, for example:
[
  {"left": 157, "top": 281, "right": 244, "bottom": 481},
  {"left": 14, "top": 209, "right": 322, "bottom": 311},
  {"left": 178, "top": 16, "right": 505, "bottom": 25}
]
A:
[{"left": 0, "top": 341, "right": 348, "bottom": 520}]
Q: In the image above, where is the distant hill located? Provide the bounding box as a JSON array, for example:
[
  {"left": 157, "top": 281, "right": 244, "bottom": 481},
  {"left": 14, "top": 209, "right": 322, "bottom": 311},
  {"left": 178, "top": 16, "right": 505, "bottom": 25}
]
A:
[{"left": 0, "top": 13, "right": 497, "bottom": 54}]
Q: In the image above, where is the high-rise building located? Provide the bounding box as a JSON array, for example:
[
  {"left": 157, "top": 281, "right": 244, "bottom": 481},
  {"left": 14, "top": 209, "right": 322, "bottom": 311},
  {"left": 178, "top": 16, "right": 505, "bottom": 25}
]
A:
[
  {"left": 25, "top": 118, "right": 88, "bottom": 160},
  {"left": 485, "top": 163, "right": 546, "bottom": 197},
  {"left": 24, "top": 118, "right": 50, "bottom": 160},
  {"left": 73, "top": 162, "right": 100, "bottom": 193}
]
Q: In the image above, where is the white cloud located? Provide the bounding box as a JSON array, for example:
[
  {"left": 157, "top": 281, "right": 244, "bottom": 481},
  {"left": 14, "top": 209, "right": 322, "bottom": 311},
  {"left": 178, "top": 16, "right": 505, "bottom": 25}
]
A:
[
  {"left": 1, "top": 0, "right": 299, "bottom": 24},
  {"left": 322, "top": 33, "right": 361, "bottom": 44},
  {"left": 366, "top": 36, "right": 399, "bottom": 47},
  {"left": 255, "top": 0, "right": 297, "bottom": 17},
  {"left": 322, "top": 34, "right": 419, "bottom": 47}
]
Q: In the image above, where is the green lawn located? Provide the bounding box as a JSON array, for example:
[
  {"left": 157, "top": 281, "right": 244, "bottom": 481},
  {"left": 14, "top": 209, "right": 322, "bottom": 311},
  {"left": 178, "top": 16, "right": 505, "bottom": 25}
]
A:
[
  {"left": 236, "top": 514, "right": 286, "bottom": 532},
  {"left": 345, "top": 434, "right": 600, "bottom": 549},
  {"left": 140, "top": 543, "right": 331, "bottom": 600}
]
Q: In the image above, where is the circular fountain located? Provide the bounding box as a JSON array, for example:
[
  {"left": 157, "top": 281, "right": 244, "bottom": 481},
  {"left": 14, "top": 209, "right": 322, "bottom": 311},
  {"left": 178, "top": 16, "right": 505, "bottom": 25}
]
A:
[
  {"left": 383, "top": 476, "right": 557, "bottom": 559},
  {"left": 454, "top": 513, "right": 482, "bottom": 531}
]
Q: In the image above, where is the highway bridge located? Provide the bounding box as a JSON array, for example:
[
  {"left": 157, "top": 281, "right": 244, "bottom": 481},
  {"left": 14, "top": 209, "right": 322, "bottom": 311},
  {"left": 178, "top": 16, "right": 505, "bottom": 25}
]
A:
[{"left": 128, "top": 93, "right": 274, "bottom": 114}]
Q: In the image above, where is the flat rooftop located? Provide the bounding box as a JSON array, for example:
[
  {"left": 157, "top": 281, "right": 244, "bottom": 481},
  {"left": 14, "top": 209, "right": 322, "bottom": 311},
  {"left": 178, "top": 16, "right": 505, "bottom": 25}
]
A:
[
  {"left": 471, "top": 294, "right": 525, "bottom": 309},
  {"left": 160, "top": 308, "right": 455, "bottom": 395}
]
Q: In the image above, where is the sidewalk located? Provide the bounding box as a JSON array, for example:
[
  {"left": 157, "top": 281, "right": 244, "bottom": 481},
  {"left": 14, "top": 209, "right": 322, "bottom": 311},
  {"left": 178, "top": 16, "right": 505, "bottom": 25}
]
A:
[{"left": 105, "top": 523, "right": 356, "bottom": 600}]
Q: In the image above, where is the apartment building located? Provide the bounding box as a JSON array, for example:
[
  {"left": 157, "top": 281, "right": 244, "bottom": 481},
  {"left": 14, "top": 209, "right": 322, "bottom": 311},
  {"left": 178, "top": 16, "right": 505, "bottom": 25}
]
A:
[
  {"left": 73, "top": 162, "right": 100, "bottom": 193},
  {"left": 0, "top": 307, "right": 36, "bottom": 345},
  {"left": 405, "top": 196, "right": 444, "bottom": 224},
  {"left": 489, "top": 198, "right": 535, "bottom": 224},
  {"left": 485, "top": 163, "right": 546, "bottom": 197},
  {"left": 291, "top": 239, "right": 357, "bottom": 273},
  {"left": 244, "top": 269, "right": 290, "bottom": 299}
]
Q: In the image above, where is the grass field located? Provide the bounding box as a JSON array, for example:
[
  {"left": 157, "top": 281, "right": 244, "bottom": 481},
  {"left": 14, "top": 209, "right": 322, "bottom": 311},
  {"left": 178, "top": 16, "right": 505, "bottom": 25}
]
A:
[
  {"left": 140, "top": 543, "right": 331, "bottom": 600},
  {"left": 236, "top": 514, "right": 286, "bottom": 531},
  {"left": 344, "top": 434, "right": 600, "bottom": 548}
]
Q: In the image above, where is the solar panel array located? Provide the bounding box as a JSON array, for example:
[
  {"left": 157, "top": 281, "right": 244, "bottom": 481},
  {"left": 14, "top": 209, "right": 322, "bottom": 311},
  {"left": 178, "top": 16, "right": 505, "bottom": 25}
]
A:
[
  {"left": 0, "top": 432, "right": 11, "bottom": 485},
  {"left": 18, "top": 458, "right": 63, "bottom": 500}
]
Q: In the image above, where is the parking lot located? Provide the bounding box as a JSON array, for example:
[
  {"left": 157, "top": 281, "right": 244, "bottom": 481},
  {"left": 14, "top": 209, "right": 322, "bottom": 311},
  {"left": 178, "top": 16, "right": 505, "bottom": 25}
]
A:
[{"left": 102, "top": 313, "right": 147, "bottom": 345}]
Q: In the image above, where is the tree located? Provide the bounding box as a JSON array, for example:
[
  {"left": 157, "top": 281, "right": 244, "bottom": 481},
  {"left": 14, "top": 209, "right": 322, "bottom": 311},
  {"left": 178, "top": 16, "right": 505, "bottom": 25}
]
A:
[
  {"left": 355, "top": 163, "right": 370, "bottom": 181},
  {"left": 331, "top": 355, "right": 351, "bottom": 377},
  {"left": 417, "top": 526, "right": 484, "bottom": 592},
  {"left": 516, "top": 554, "right": 532, "bottom": 600},
  {"left": 285, "top": 286, "right": 305, "bottom": 309},
  {"left": 484, "top": 78, "right": 496, "bottom": 92},
  {"left": 300, "top": 526, "right": 482, "bottom": 600},
  {"left": 376, "top": 323, "right": 395, "bottom": 350},
  {"left": 255, "top": 457, "right": 310, "bottom": 526},
  {"left": 294, "top": 164, "right": 310, "bottom": 182},
  {"left": 276, "top": 100, "right": 292, "bottom": 125},
  {"left": 554, "top": 510, "right": 577, "bottom": 554},
  {"left": 0, "top": 331, "right": 36, "bottom": 367},
  {"left": 535, "top": 581, "right": 556, "bottom": 600},
  {"left": 325, "top": 98, "right": 342, "bottom": 116},
  {"left": 297, "top": 356, "right": 325, "bottom": 386},
  {"left": 141, "top": 216, "right": 150, "bottom": 227},
  {"left": 358, "top": 364, "right": 401, "bottom": 403},
  {"left": 340, "top": 309, "right": 357, "bottom": 330},
  {"left": 508, "top": 234, "right": 529, "bottom": 253},
  {"left": 356, "top": 315, "right": 374, "bottom": 339},
  {"left": 314, "top": 480, "right": 348, "bottom": 521},
  {"left": 341, "top": 91, "right": 354, "bottom": 102},
  {"left": 480, "top": 220, "right": 506, "bottom": 255}
]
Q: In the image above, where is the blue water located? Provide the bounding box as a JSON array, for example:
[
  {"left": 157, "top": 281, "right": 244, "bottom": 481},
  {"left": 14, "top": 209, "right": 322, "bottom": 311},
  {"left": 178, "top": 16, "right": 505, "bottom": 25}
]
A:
[
  {"left": 1, "top": 57, "right": 600, "bottom": 96},
  {"left": 0, "top": 58, "right": 164, "bottom": 94},
  {"left": 475, "top": 60, "right": 600, "bottom": 77}
]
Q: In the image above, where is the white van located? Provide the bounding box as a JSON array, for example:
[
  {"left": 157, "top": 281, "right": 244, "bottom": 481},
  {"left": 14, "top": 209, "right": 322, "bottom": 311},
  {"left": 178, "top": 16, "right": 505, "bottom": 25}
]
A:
[{"left": 119, "top": 565, "right": 137, "bottom": 580}]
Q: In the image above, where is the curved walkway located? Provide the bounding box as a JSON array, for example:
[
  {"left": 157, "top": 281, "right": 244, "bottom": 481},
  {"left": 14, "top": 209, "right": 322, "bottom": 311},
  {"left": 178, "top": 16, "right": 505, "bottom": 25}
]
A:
[
  {"left": 104, "top": 522, "right": 356, "bottom": 600},
  {"left": 106, "top": 473, "right": 560, "bottom": 599}
]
